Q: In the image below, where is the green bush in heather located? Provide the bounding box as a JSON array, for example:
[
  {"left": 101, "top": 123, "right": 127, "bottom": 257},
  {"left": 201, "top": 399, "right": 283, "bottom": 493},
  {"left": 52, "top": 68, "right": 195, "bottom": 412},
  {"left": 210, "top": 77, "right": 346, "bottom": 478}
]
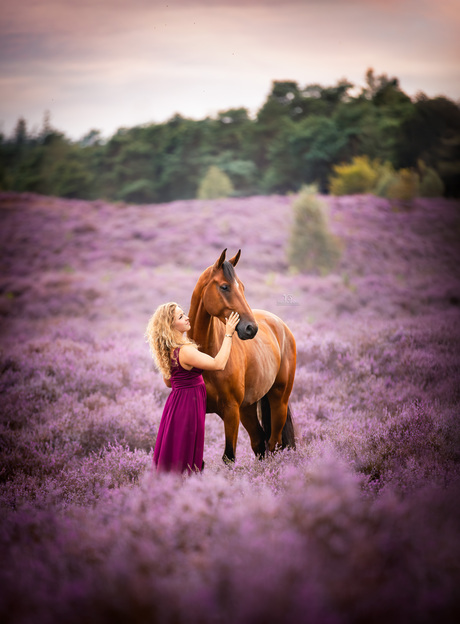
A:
[
  {"left": 288, "top": 187, "right": 342, "bottom": 275},
  {"left": 374, "top": 162, "right": 398, "bottom": 197},
  {"left": 330, "top": 155, "right": 446, "bottom": 201},
  {"left": 329, "top": 156, "right": 378, "bottom": 196},
  {"left": 197, "top": 166, "right": 234, "bottom": 199},
  {"left": 418, "top": 160, "right": 445, "bottom": 197},
  {"left": 387, "top": 168, "right": 420, "bottom": 202}
]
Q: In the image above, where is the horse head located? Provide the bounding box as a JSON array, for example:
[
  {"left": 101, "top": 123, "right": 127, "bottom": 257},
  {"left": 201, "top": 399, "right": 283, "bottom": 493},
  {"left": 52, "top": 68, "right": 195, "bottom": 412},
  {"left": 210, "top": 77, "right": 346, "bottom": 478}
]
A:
[{"left": 199, "top": 249, "right": 258, "bottom": 340}]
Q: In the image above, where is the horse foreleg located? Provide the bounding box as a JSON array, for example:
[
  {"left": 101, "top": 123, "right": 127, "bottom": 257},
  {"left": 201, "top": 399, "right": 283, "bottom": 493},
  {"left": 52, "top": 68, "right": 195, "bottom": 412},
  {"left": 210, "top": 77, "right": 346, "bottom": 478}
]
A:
[
  {"left": 240, "top": 403, "right": 266, "bottom": 458},
  {"left": 222, "top": 405, "right": 240, "bottom": 464}
]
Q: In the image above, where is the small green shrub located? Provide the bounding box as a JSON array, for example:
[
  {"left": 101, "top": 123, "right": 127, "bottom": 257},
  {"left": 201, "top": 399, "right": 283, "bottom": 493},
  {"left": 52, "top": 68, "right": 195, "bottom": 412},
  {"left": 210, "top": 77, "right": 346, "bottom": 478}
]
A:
[
  {"left": 329, "top": 156, "right": 446, "bottom": 200},
  {"left": 197, "top": 166, "right": 234, "bottom": 200},
  {"left": 418, "top": 161, "right": 445, "bottom": 197},
  {"left": 387, "top": 168, "right": 419, "bottom": 202},
  {"left": 288, "top": 189, "right": 342, "bottom": 275},
  {"left": 374, "top": 162, "right": 398, "bottom": 197},
  {"left": 329, "top": 156, "right": 378, "bottom": 196}
]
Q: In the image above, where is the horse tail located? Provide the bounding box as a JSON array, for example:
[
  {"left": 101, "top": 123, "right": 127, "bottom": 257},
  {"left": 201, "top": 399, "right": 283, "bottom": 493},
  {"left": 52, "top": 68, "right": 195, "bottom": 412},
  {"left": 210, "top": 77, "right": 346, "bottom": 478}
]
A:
[
  {"left": 282, "top": 403, "right": 296, "bottom": 450},
  {"left": 260, "top": 394, "right": 271, "bottom": 445},
  {"left": 259, "top": 396, "right": 296, "bottom": 450}
]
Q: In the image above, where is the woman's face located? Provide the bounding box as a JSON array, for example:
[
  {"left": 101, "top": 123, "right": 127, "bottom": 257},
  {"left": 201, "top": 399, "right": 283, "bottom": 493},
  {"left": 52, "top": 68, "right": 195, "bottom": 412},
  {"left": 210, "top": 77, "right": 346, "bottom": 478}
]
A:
[{"left": 172, "top": 306, "right": 191, "bottom": 334}]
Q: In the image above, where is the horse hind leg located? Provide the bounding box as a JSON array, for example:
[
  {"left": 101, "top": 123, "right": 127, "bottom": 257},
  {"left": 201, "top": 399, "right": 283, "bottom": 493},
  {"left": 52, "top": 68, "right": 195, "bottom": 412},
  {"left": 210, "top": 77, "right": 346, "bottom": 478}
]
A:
[
  {"left": 265, "top": 385, "right": 296, "bottom": 453},
  {"left": 240, "top": 403, "right": 267, "bottom": 458}
]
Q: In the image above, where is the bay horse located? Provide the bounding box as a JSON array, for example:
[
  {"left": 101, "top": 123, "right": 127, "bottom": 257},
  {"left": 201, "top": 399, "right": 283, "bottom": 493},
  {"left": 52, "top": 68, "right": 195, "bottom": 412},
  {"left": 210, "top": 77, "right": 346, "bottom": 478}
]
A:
[{"left": 187, "top": 249, "right": 296, "bottom": 463}]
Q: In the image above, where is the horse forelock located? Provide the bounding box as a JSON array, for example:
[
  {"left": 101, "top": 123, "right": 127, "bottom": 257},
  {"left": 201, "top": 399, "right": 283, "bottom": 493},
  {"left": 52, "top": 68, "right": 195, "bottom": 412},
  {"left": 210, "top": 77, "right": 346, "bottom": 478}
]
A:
[{"left": 221, "top": 261, "right": 236, "bottom": 282}]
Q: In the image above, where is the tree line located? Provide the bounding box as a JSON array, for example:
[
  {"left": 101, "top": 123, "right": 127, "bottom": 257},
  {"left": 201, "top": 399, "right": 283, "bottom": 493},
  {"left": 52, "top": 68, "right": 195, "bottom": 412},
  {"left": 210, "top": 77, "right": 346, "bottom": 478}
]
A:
[{"left": 1, "top": 69, "right": 459, "bottom": 203}]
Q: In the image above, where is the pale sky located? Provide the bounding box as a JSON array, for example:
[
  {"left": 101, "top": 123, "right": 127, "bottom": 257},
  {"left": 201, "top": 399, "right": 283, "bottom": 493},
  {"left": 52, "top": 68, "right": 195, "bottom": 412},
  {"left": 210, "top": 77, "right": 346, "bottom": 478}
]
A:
[{"left": 1, "top": 0, "right": 459, "bottom": 140}]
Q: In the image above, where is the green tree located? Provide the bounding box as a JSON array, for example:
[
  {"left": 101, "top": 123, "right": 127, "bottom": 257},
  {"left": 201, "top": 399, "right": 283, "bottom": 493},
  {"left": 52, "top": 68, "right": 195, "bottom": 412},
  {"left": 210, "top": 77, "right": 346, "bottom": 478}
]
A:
[
  {"left": 1, "top": 71, "right": 458, "bottom": 201},
  {"left": 197, "top": 166, "right": 234, "bottom": 199},
  {"left": 329, "top": 156, "right": 379, "bottom": 195},
  {"left": 263, "top": 115, "right": 348, "bottom": 193},
  {"left": 118, "top": 179, "right": 157, "bottom": 204},
  {"left": 13, "top": 118, "right": 29, "bottom": 145},
  {"left": 362, "top": 69, "right": 411, "bottom": 107},
  {"left": 398, "top": 95, "right": 460, "bottom": 196},
  {"left": 288, "top": 188, "right": 342, "bottom": 275},
  {"left": 32, "top": 133, "right": 93, "bottom": 198}
]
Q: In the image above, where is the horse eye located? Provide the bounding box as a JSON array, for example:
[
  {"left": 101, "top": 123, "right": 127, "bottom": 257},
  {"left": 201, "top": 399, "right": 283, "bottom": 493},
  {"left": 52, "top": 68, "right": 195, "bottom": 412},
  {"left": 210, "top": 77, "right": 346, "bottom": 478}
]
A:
[{"left": 220, "top": 284, "right": 229, "bottom": 291}]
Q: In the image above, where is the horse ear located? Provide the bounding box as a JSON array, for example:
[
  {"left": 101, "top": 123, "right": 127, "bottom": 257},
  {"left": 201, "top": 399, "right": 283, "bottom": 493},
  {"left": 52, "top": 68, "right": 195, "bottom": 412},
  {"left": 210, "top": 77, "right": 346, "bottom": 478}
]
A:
[
  {"left": 229, "top": 250, "right": 241, "bottom": 267},
  {"left": 213, "top": 249, "right": 227, "bottom": 270}
]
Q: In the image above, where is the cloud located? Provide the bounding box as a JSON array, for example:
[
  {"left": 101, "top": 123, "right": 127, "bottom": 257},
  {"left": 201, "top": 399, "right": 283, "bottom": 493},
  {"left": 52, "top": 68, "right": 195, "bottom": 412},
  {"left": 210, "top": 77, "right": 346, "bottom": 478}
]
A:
[{"left": 1, "top": 0, "right": 459, "bottom": 139}]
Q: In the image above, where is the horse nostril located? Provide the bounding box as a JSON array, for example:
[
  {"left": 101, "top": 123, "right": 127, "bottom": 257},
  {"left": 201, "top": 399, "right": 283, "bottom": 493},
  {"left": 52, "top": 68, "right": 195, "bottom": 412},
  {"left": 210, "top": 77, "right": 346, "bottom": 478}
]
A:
[{"left": 245, "top": 324, "right": 257, "bottom": 337}]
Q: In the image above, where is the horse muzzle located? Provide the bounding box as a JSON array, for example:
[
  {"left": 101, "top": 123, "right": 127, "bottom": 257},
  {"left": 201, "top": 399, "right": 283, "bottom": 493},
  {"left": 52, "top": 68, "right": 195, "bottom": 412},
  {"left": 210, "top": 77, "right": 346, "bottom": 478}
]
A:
[{"left": 236, "top": 321, "right": 258, "bottom": 340}]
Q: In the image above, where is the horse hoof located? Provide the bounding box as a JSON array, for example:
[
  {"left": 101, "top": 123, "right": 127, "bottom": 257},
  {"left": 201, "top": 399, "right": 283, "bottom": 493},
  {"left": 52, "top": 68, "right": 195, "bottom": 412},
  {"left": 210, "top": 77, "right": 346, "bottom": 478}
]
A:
[{"left": 222, "top": 455, "right": 235, "bottom": 467}]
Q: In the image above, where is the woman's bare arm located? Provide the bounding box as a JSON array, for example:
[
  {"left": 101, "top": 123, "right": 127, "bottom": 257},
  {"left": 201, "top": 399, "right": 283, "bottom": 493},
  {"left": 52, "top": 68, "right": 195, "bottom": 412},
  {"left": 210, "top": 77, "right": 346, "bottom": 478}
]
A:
[{"left": 179, "top": 311, "right": 239, "bottom": 371}]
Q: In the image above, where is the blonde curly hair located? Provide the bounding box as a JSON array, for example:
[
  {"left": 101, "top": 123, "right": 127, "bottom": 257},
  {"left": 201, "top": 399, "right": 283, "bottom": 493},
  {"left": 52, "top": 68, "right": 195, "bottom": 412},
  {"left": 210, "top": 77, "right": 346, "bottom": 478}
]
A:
[{"left": 145, "top": 302, "right": 196, "bottom": 379}]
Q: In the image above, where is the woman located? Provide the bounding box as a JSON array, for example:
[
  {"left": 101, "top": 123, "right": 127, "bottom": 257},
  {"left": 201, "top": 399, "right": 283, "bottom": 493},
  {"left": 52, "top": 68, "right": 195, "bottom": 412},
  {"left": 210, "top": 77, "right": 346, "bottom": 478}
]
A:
[{"left": 145, "top": 302, "right": 239, "bottom": 474}]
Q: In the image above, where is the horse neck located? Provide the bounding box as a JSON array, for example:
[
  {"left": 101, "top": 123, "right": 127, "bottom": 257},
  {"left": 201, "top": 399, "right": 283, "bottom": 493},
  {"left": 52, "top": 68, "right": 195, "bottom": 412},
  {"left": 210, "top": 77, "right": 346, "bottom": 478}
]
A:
[{"left": 188, "top": 288, "right": 221, "bottom": 355}]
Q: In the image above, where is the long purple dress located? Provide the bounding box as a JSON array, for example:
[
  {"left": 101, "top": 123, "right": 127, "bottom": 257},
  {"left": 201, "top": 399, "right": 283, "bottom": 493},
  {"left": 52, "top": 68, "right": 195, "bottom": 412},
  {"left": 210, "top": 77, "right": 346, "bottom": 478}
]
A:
[{"left": 153, "top": 347, "right": 206, "bottom": 474}]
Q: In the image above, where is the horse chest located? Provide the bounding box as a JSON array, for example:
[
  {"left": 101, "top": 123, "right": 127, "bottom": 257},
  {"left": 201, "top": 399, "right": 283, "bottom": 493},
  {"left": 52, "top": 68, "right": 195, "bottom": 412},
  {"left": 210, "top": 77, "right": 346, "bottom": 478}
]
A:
[{"left": 203, "top": 371, "right": 244, "bottom": 411}]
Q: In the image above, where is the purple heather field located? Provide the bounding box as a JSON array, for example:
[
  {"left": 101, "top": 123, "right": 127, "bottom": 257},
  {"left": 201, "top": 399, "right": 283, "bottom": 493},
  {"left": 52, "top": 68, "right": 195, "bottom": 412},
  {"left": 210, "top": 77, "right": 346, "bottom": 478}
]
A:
[{"left": 1, "top": 191, "right": 460, "bottom": 624}]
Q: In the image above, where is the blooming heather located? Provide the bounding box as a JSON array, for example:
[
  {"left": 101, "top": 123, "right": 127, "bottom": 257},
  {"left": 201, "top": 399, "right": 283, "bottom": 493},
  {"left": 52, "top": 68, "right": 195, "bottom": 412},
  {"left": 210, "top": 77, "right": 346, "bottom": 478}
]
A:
[{"left": 0, "top": 192, "right": 459, "bottom": 623}]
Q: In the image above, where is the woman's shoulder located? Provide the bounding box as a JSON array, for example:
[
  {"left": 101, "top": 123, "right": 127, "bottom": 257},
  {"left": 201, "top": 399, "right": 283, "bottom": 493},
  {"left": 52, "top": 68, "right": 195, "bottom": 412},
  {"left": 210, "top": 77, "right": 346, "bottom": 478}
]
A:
[
  {"left": 178, "top": 344, "right": 198, "bottom": 359},
  {"left": 177, "top": 344, "right": 198, "bottom": 370},
  {"left": 179, "top": 343, "right": 197, "bottom": 353}
]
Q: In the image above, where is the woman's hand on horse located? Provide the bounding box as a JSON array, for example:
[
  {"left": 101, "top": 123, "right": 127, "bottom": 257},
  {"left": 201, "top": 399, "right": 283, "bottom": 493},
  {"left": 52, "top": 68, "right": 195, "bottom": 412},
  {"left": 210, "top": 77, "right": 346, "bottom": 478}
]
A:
[{"left": 225, "top": 311, "right": 240, "bottom": 336}]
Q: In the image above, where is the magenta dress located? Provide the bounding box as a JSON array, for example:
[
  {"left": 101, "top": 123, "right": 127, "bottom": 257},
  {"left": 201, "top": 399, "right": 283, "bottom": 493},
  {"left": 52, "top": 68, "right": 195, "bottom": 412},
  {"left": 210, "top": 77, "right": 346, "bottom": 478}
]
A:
[{"left": 153, "top": 348, "right": 206, "bottom": 474}]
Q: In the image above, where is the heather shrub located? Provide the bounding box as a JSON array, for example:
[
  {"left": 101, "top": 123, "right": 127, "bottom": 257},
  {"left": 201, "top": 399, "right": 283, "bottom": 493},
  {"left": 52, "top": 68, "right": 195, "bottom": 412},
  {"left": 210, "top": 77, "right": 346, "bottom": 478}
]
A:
[
  {"left": 197, "top": 165, "right": 234, "bottom": 199},
  {"left": 329, "top": 155, "right": 378, "bottom": 195},
  {"left": 1, "top": 192, "right": 460, "bottom": 624},
  {"left": 0, "top": 443, "right": 151, "bottom": 510},
  {"left": 353, "top": 402, "right": 460, "bottom": 493},
  {"left": 1, "top": 460, "right": 459, "bottom": 624},
  {"left": 288, "top": 189, "right": 342, "bottom": 274}
]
